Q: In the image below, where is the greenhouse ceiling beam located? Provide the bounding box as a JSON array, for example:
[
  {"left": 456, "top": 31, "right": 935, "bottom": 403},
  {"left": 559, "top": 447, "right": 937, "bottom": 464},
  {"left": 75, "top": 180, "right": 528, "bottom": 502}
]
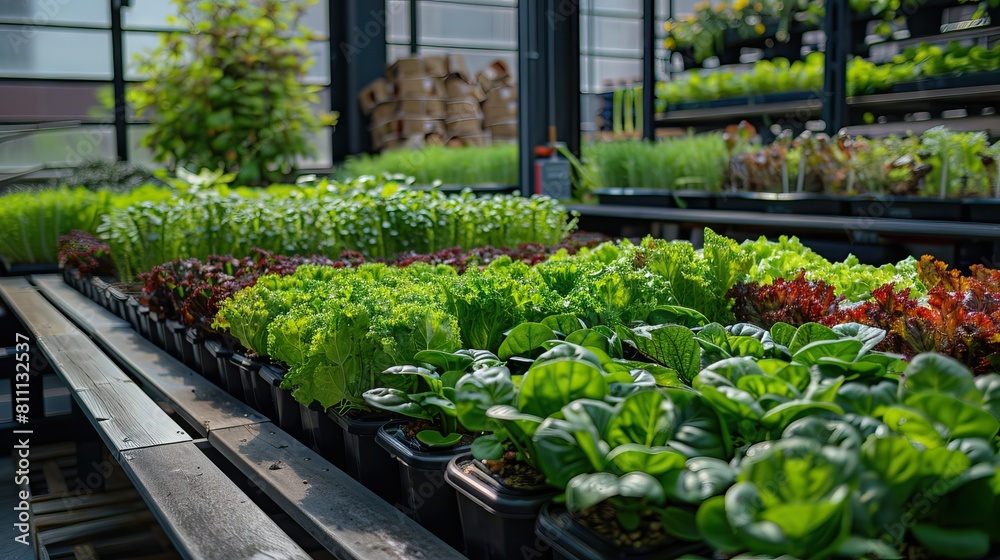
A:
[
  {"left": 331, "top": 0, "right": 387, "bottom": 160},
  {"left": 518, "top": 0, "right": 581, "bottom": 195}
]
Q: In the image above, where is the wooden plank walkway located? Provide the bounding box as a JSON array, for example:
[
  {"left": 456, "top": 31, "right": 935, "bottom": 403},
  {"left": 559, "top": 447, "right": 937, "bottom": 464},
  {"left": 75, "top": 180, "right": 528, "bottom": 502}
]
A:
[
  {"left": 211, "top": 423, "right": 465, "bottom": 560},
  {"left": 29, "top": 274, "right": 466, "bottom": 560},
  {"left": 0, "top": 278, "right": 311, "bottom": 560},
  {"left": 120, "top": 443, "right": 309, "bottom": 560}
]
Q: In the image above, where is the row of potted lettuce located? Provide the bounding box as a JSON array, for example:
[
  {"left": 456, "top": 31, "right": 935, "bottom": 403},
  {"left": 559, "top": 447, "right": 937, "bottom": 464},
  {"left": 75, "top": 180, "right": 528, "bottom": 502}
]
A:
[
  {"left": 61, "top": 231, "right": 1000, "bottom": 558},
  {"left": 67, "top": 265, "right": 1000, "bottom": 559}
]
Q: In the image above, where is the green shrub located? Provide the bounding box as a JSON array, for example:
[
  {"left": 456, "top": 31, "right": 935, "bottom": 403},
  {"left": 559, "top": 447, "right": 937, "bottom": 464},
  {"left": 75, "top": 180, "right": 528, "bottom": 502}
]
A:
[{"left": 129, "top": 0, "right": 337, "bottom": 186}]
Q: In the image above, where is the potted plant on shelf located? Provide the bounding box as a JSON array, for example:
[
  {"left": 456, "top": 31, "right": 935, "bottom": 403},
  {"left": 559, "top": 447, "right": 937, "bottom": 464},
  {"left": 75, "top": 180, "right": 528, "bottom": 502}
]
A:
[{"left": 365, "top": 349, "right": 515, "bottom": 550}]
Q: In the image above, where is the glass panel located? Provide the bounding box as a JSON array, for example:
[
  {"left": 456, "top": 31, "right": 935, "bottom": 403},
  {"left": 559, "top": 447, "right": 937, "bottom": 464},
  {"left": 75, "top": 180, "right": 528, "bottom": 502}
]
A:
[
  {"left": 123, "top": 0, "right": 180, "bottom": 30},
  {"left": 587, "top": 0, "right": 642, "bottom": 16},
  {"left": 418, "top": 2, "right": 516, "bottom": 49},
  {"left": 0, "top": 0, "right": 110, "bottom": 27},
  {"left": 386, "top": 0, "right": 410, "bottom": 44},
  {"left": 0, "top": 125, "right": 115, "bottom": 170},
  {"left": 123, "top": 31, "right": 164, "bottom": 80},
  {"left": 302, "top": 0, "right": 329, "bottom": 36},
  {"left": 581, "top": 15, "right": 643, "bottom": 56},
  {"left": 299, "top": 127, "right": 332, "bottom": 169},
  {"left": 127, "top": 124, "right": 155, "bottom": 167},
  {"left": 672, "top": 0, "right": 701, "bottom": 18},
  {"left": 0, "top": 25, "right": 112, "bottom": 79},
  {"left": 581, "top": 55, "right": 641, "bottom": 94},
  {"left": 0, "top": 82, "right": 114, "bottom": 121},
  {"left": 305, "top": 40, "right": 330, "bottom": 85}
]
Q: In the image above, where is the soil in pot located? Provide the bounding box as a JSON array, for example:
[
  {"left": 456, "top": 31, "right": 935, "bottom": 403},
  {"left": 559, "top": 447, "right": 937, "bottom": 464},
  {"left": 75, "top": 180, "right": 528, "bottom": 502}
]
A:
[
  {"left": 535, "top": 502, "right": 706, "bottom": 560},
  {"left": 376, "top": 419, "right": 472, "bottom": 551},
  {"left": 328, "top": 411, "right": 400, "bottom": 503},
  {"left": 446, "top": 453, "right": 557, "bottom": 560}
]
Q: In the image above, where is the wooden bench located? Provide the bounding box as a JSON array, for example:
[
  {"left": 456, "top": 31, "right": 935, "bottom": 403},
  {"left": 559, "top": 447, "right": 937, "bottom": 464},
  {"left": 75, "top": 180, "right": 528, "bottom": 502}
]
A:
[
  {"left": 24, "top": 275, "right": 466, "bottom": 560},
  {"left": 0, "top": 277, "right": 310, "bottom": 560}
]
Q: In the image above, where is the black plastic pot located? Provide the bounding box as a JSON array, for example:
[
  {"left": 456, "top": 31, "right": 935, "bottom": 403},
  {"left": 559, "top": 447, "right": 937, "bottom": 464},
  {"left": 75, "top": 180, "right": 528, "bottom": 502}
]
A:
[
  {"left": 299, "top": 401, "right": 346, "bottom": 468},
  {"left": 148, "top": 314, "right": 167, "bottom": 349},
  {"left": 535, "top": 503, "right": 706, "bottom": 560},
  {"left": 136, "top": 305, "right": 152, "bottom": 340},
  {"left": 446, "top": 454, "right": 558, "bottom": 560},
  {"left": 670, "top": 190, "right": 716, "bottom": 210},
  {"left": 107, "top": 285, "right": 130, "bottom": 320},
  {"left": 595, "top": 188, "right": 675, "bottom": 208},
  {"left": 164, "top": 319, "right": 186, "bottom": 359},
  {"left": 192, "top": 335, "right": 222, "bottom": 385},
  {"left": 259, "top": 364, "right": 300, "bottom": 436},
  {"left": 125, "top": 297, "right": 140, "bottom": 331},
  {"left": 328, "top": 411, "right": 400, "bottom": 503},
  {"left": 376, "top": 420, "right": 470, "bottom": 551},
  {"left": 848, "top": 196, "right": 965, "bottom": 221},
  {"left": 715, "top": 192, "right": 849, "bottom": 216},
  {"left": 965, "top": 198, "right": 1000, "bottom": 223},
  {"left": 175, "top": 327, "right": 198, "bottom": 369},
  {"left": 205, "top": 339, "right": 235, "bottom": 394},
  {"left": 229, "top": 353, "right": 262, "bottom": 407}
]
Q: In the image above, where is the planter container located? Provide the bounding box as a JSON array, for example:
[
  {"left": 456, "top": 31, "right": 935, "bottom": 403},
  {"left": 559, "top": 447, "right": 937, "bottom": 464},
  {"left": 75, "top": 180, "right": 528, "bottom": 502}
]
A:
[
  {"left": 376, "top": 420, "right": 470, "bottom": 550},
  {"left": 107, "top": 285, "right": 130, "bottom": 320},
  {"left": 136, "top": 305, "right": 152, "bottom": 340},
  {"left": 535, "top": 503, "right": 706, "bottom": 560},
  {"left": 595, "top": 188, "right": 675, "bottom": 208},
  {"left": 205, "top": 339, "right": 235, "bottom": 394},
  {"left": 192, "top": 335, "right": 222, "bottom": 386},
  {"left": 328, "top": 412, "right": 400, "bottom": 503},
  {"left": 125, "top": 297, "right": 140, "bottom": 332},
  {"left": 965, "top": 198, "right": 1000, "bottom": 224},
  {"left": 299, "top": 401, "right": 346, "bottom": 468},
  {"left": 848, "top": 196, "right": 965, "bottom": 221},
  {"left": 178, "top": 328, "right": 200, "bottom": 370},
  {"left": 716, "top": 192, "right": 849, "bottom": 216},
  {"left": 148, "top": 314, "right": 168, "bottom": 350},
  {"left": 229, "top": 353, "right": 262, "bottom": 408},
  {"left": 164, "top": 319, "right": 186, "bottom": 359},
  {"left": 891, "top": 70, "right": 1000, "bottom": 94},
  {"left": 446, "top": 454, "right": 558, "bottom": 560},
  {"left": 671, "top": 190, "right": 716, "bottom": 210},
  {"left": 259, "top": 364, "right": 300, "bottom": 436}
]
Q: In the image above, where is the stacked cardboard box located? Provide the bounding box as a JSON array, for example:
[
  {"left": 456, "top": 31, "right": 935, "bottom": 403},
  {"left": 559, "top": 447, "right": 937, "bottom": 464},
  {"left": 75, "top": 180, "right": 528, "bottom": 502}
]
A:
[
  {"left": 358, "top": 55, "right": 517, "bottom": 151},
  {"left": 478, "top": 60, "right": 518, "bottom": 143}
]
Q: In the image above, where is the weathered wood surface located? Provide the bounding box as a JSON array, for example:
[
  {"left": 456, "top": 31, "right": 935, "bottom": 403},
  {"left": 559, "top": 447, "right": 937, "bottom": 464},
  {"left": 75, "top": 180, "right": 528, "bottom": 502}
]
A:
[
  {"left": 0, "top": 278, "right": 73, "bottom": 336},
  {"left": 36, "top": 332, "right": 190, "bottom": 457},
  {"left": 32, "top": 275, "right": 131, "bottom": 331},
  {"left": 210, "top": 423, "right": 466, "bottom": 560},
  {"left": 120, "top": 442, "right": 311, "bottom": 560},
  {"left": 96, "top": 329, "right": 267, "bottom": 437}
]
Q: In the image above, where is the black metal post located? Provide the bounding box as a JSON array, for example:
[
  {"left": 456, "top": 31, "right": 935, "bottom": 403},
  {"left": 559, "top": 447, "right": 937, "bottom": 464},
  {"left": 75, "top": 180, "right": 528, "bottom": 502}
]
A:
[
  {"left": 409, "top": 0, "right": 419, "bottom": 55},
  {"left": 519, "top": 0, "right": 581, "bottom": 194},
  {"left": 822, "top": 0, "right": 849, "bottom": 135},
  {"left": 642, "top": 0, "right": 656, "bottom": 140},
  {"left": 552, "top": 0, "right": 581, "bottom": 156},
  {"left": 110, "top": 0, "right": 128, "bottom": 161},
  {"left": 331, "top": 0, "right": 388, "bottom": 161}
]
